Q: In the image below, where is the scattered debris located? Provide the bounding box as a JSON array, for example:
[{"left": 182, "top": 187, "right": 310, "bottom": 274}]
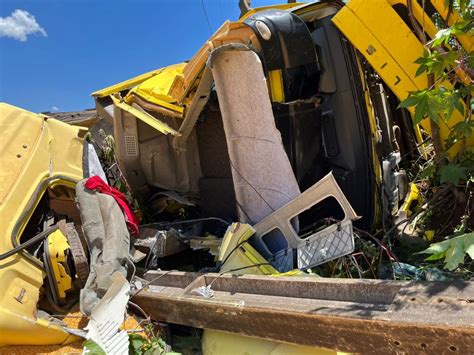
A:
[
  {"left": 252, "top": 172, "right": 358, "bottom": 271},
  {"left": 84, "top": 272, "right": 130, "bottom": 355},
  {"left": 76, "top": 179, "right": 130, "bottom": 316},
  {"left": 1, "top": 0, "right": 473, "bottom": 353}
]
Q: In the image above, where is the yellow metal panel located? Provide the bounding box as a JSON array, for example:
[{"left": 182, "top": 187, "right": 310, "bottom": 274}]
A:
[
  {"left": 387, "top": 0, "right": 473, "bottom": 53},
  {"left": 387, "top": 0, "right": 442, "bottom": 44},
  {"left": 46, "top": 230, "right": 73, "bottom": 299},
  {"left": 219, "top": 223, "right": 277, "bottom": 275},
  {"left": 110, "top": 95, "right": 180, "bottom": 136},
  {"left": 335, "top": 0, "right": 428, "bottom": 88},
  {"left": 203, "top": 330, "right": 351, "bottom": 355},
  {"left": 400, "top": 183, "right": 422, "bottom": 217},
  {"left": 0, "top": 104, "right": 43, "bottom": 205},
  {"left": 126, "top": 63, "right": 186, "bottom": 114},
  {"left": 92, "top": 67, "right": 168, "bottom": 98},
  {"left": 268, "top": 70, "right": 285, "bottom": 103},
  {"left": 332, "top": 0, "right": 471, "bottom": 152},
  {"left": 0, "top": 103, "right": 83, "bottom": 346}
]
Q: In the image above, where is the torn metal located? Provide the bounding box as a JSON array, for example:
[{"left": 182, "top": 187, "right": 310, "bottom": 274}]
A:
[
  {"left": 253, "top": 172, "right": 358, "bottom": 270},
  {"left": 2, "top": 0, "right": 474, "bottom": 352}
]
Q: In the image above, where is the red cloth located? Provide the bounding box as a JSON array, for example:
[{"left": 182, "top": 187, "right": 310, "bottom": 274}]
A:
[{"left": 85, "top": 176, "right": 139, "bottom": 236}]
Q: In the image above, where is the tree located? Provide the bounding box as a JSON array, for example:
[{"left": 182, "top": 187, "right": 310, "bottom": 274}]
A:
[{"left": 399, "top": 0, "right": 473, "bottom": 270}]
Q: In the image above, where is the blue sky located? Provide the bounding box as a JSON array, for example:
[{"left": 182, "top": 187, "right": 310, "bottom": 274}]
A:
[{"left": 0, "top": 0, "right": 282, "bottom": 113}]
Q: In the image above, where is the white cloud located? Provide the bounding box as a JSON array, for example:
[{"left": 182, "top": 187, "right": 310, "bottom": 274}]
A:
[
  {"left": 0, "top": 9, "right": 47, "bottom": 42},
  {"left": 51, "top": 106, "right": 59, "bottom": 111}
]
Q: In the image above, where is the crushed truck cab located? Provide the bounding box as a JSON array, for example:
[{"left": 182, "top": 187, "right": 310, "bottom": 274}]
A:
[
  {"left": 1, "top": 0, "right": 473, "bottom": 352},
  {"left": 0, "top": 103, "right": 86, "bottom": 346}
]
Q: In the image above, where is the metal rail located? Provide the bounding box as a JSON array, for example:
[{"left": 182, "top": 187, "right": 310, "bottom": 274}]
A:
[{"left": 133, "top": 271, "right": 474, "bottom": 354}]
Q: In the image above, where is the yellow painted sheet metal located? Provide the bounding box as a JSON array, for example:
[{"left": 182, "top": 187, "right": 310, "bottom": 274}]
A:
[
  {"left": 332, "top": 0, "right": 472, "bottom": 153},
  {"left": 203, "top": 330, "right": 352, "bottom": 355},
  {"left": 0, "top": 104, "right": 43, "bottom": 205},
  {"left": 0, "top": 103, "right": 83, "bottom": 346},
  {"left": 126, "top": 63, "right": 186, "bottom": 114},
  {"left": 387, "top": 0, "right": 473, "bottom": 53},
  {"left": 92, "top": 67, "right": 169, "bottom": 98},
  {"left": 268, "top": 70, "right": 285, "bottom": 103},
  {"left": 219, "top": 223, "right": 278, "bottom": 275},
  {"left": 47, "top": 229, "right": 73, "bottom": 300},
  {"left": 387, "top": 1, "right": 443, "bottom": 45},
  {"left": 110, "top": 95, "right": 180, "bottom": 136},
  {"left": 400, "top": 183, "right": 423, "bottom": 217}
]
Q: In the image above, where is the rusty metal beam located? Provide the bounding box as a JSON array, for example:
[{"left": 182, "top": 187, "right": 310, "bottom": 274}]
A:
[{"left": 133, "top": 271, "right": 474, "bottom": 354}]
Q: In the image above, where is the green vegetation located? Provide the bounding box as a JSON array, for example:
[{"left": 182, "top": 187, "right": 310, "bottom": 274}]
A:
[{"left": 398, "top": 0, "right": 473, "bottom": 273}]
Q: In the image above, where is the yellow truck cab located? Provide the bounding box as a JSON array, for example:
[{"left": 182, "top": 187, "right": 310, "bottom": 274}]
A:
[
  {"left": 93, "top": 0, "right": 470, "bottom": 243},
  {"left": 1, "top": 0, "right": 472, "bottom": 351}
]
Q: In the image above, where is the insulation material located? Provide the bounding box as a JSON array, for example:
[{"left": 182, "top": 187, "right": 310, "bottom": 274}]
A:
[
  {"left": 75, "top": 180, "right": 130, "bottom": 316},
  {"left": 209, "top": 48, "right": 301, "bottom": 225}
]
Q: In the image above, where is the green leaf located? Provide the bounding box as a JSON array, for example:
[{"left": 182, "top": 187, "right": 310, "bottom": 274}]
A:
[
  {"left": 430, "top": 28, "right": 453, "bottom": 47},
  {"left": 415, "top": 65, "right": 428, "bottom": 77},
  {"left": 144, "top": 346, "right": 164, "bottom": 355},
  {"left": 83, "top": 340, "right": 106, "bottom": 355},
  {"left": 398, "top": 94, "right": 420, "bottom": 109},
  {"left": 414, "top": 53, "right": 428, "bottom": 65},
  {"left": 426, "top": 102, "right": 440, "bottom": 123},
  {"left": 452, "top": 120, "right": 474, "bottom": 139},
  {"left": 469, "top": 53, "right": 474, "bottom": 70},
  {"left": 418, "top": 238, "right": 452, "bottom": 255},
  {"left": 463, "top": 232, "right": 474, "bottom": 259},
  {"left": 420, "top": 233, "right": 474, "bottom": 271},
  {"left": 444, "top": 237, "right": 465, "bottom": 270},
  {"left": 418, "top": 162, "right": 437, "bottom": 180},
  {"left": 440, "top": 88, "right": 464, "bottom": 121},
  {"left": 129, "top": 334, "right": 147, "bottom": 355},
  {"left": 414, "top": 95, "right": 429, "bottom": 124},
  {"left": 439, "top": 164, "right": 468, "bottom": 184},
  {"left": 453, "top": 99, "right": 464, "bottom": 117},
  {"left": 113, "top": 179, "right": 124, "bottom": 191},
  {"left": 425, "top": 251, "right": 447, "bottom": 261}
]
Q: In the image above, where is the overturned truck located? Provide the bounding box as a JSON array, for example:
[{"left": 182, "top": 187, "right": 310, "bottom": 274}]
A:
[{"left": 1, "top": 0, "right": 473, "bottom": 353}]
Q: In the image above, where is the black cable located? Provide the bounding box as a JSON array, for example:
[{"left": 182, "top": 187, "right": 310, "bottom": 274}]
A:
[
  {"left": 218, "top": 234, "right": 294, "bottom": 274},
  {"left": 128, "top": 301, "right": 150, "bottom": 320},
  {"left": 0, "top": 225, "right": 58, "bottom": 261},
  {"left": 401, "top": 137, "right": 431, "bottom": 160},
  {"left": 207, "top": 262, "right": 273, "bottom": 289},
  {"left": 224, "top": 263, "right": 273, "bottom": 273},
  {"left": 229, "top": 158, "right": 277, "bottom": 214},
  {"left": 140, "top": 217, "right": 230, "bottom": 229},
  {"left": 129, "top": 270, "right": 177, "bottom": 300},
  {"left": 218, "top": 238, "right": 253, "bottom": 270},
  {"left": 234, "top": 199, "right": 255, "bottom": 225},
  {"left": 201, "top": 0, "right": 212, "bottom": 35}
]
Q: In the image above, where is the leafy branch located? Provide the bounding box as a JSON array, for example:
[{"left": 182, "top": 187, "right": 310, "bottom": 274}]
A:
[{"left": 399, "top": 0, "right": 473, "bottom": 271}]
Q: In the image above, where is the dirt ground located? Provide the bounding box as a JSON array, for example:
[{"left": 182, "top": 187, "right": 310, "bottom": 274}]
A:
[{"left": 0, "top": 307, "right": 144, "bottom": 354}]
